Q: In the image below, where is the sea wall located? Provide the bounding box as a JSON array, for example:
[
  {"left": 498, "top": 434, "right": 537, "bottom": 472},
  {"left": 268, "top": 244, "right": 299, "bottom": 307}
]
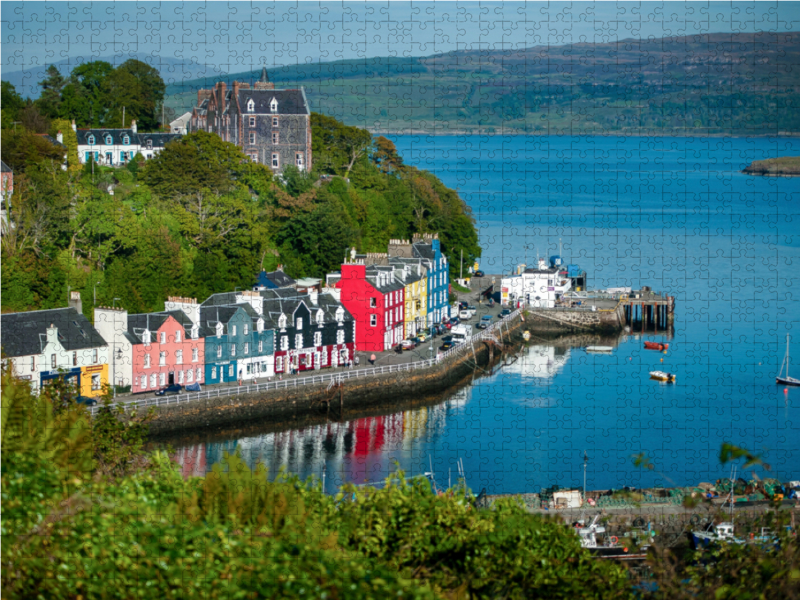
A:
[{"left": 146, "top": 315, "right": 526, "bottom": 436}]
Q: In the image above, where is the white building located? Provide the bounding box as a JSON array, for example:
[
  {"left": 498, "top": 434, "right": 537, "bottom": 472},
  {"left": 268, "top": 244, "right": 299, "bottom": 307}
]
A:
[
  {"left": 169, "top": 111, "right": 192, "bottom": 134},
  {"left": 93, "top": 305, "right": 133, "bottom": 389},
  {"left": 1, "top": 301, "right": 109, "bottom": 397},
  {"left": 73, "top": 120, "right": 182, "bottom": 166},
  {"left": 500, "top": 258, "right": 572, "bottom": 308}
]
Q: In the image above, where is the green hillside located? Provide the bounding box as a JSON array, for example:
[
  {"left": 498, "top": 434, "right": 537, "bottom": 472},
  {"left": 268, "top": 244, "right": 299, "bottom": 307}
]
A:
[{"left": 166, "top": 31, "right": 800, "bottom": 135}]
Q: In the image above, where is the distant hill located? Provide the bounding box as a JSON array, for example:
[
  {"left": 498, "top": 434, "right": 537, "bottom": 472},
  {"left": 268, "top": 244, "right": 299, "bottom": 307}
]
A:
[
  {"left": 166, "top": 31, "right": 800, "bottom": 135},
  {"left": 3, "top": 53, "right": 226, "bottom": 99}
]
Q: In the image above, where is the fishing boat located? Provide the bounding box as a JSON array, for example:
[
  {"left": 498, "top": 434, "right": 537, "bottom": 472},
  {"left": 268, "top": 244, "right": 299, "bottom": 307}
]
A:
[
  {"left": 644, "top": 341, "right": 669, "bottom": 351},
  {"left": 690, "top": 521, "right": 744, "bottom": 549},
  {"left": 586, "top": 346, "right": 613, "bottom": 353},
  {"left": 649, "top": 371, "right": 676, "bottom": 382},
  {"left": 577, "top": 515, "right": 649, "bottom": 560},
  {"left": 776, "top": 335, "right": 800, "bottom": 386}
]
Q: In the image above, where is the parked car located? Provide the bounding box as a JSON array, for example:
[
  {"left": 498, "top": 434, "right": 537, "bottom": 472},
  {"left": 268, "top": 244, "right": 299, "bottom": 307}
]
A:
[
  {"left": 441, "top": 335, "right": 453, "bottom": 344},
  {"left": 449, "top": 317, "right": 460, "bottom": 325},
  {"left": 500, "top": 308, "right": 512, "bottom": 318},
  {"left": 474, "top": 270, "right": 485, "bottom": 277},
  {"left": 76, "top": 395, "right": 98, "bottom": 406},
  {"left": 466, "top": 305, "right": 477, "bottom": 312},
  {"left": 417, "top": 332, "right": 427, "bottom": 342},
  {"left": 155, "top": 384, "right": 183, "bottom": 396},
  {"left": 458, "top": 301, "right": 469, "bottom": 310},
  {"left": 476, "top": 315, "right": 493, "bottom": 329},
  {"left": 401, "top": 339, "right": 416, "bottom": 350},
  {"left": 409, "top": 337, "right": 422, "bottom": 347},
  {"left": 443, "top": 321, "right": 453, "bottom": 330},
  {"left": 459, "top": 310, "right": 473, "bottom": 320},
  {"left": 439, "top": 341, "right": 454, "bottom": 351}
]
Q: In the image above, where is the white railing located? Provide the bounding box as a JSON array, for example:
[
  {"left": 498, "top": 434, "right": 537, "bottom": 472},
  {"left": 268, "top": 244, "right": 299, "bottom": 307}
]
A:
[{"left": 89, "top": 309, "right": 522, "bottom": 417}]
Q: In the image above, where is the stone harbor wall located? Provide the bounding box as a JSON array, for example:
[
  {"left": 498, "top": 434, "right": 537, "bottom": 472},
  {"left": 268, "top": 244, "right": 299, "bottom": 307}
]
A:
[{"left": 526, "top": 303, "right": 626, "bottom": 333}]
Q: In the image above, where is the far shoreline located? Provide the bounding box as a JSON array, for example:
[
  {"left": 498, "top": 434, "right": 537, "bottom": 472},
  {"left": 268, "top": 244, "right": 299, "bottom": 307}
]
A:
[{"left": 376, "top": 130, "right": 800, "bottom": 138}]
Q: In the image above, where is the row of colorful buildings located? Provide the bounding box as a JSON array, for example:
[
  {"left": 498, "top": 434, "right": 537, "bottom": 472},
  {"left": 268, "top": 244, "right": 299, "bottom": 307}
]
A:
[{"left": 1, "top": 234, "right": 451, "bottom": 395}]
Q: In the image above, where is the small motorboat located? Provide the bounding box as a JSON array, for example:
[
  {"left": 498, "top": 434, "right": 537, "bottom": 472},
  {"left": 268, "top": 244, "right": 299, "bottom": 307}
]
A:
[
  {"left": 577, "top": 515, "right": 649, "bottom": 560},
  {"left": 586, "top": 346, "right": 613, "bottom": 353},
  {"left": 776, "top": 335, "right": 800, "bottom": 386},
  {"left": 644, "top": 341, "right": 669, "bottom": 351},
  {"left": 649, "top": 370, "right": 676, "bottom": 382}
]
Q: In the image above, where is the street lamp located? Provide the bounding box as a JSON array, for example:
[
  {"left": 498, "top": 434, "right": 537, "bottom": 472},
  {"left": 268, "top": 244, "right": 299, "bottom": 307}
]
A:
[
  {"left": 114, "top": 348, "right": 122, "bottom": 398},
  {"left": 112, "top": 298, "right": 121, "bottom": 398},
  {"left": 93, "top": 281, "right": 101, "bottom": 307}
]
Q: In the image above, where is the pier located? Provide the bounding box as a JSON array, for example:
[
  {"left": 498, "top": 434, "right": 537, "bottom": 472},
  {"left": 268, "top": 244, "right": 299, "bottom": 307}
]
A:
[{"left": 619, "top": 288, "right": 675, "bottom": 334}]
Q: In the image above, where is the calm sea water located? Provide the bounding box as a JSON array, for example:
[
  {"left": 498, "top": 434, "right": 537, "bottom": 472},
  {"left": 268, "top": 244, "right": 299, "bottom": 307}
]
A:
[{"left": 168, "top": 135, "right": 800, "bottom": 494}]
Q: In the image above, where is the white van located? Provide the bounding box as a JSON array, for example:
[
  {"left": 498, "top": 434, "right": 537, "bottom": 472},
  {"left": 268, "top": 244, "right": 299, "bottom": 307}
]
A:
[{"left": 451, "top": 324, "right": 472, "bottom": 345}]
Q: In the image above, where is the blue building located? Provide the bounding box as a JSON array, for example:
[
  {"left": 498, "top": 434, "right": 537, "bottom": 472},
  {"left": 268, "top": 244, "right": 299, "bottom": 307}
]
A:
[
  {"left": 411, "top": 233, "right": 450, "bottom": 326},
  {"left": 255, "top": 267, "right": 296, "bottom": 290}
]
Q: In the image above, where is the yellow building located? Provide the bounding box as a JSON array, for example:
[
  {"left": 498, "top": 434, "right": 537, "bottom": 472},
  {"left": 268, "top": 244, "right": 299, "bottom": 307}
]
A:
[
  {"left": 80, "top": 363, "right": 109, "bottom": 398},
  {"left": 394, "top": 265, "right": 427, "bottom": 339}
]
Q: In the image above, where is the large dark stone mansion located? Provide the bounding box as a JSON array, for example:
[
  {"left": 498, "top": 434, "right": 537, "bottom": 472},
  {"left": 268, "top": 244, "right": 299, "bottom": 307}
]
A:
[{"left": 189, "top": 68, "right": 311, "bottom": 173}]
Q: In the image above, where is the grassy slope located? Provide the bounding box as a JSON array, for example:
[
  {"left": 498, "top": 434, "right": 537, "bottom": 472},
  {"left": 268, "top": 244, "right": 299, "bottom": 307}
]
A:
[{"left": 166, "top": 32, "right": 800, "bottom": 134}]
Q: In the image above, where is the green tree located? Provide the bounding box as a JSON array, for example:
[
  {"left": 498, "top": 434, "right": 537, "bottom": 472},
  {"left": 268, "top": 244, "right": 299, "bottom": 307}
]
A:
[
  {"left": 1, "top": 81, "right": 25, "bottom": 128},
  {"left": 103, "top": 59, "right": 165, "bottom": 130}
]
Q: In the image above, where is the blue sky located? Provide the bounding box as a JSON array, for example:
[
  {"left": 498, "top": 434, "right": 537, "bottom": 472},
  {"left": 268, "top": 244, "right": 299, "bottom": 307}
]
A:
[{"left": 3, "top": 1, "right": 799, "bottom": 78}]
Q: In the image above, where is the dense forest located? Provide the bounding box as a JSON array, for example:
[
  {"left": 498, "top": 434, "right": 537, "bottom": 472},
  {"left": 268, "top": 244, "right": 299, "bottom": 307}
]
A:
[
  {"left": 3, "top": 369, "right": 799, "bottom": 599},
  {"left": 165, "top": 31, "right": 800, "bottom": 135},
  {"left": 1, "top": 65, "right": 480, "bottom": 316}
]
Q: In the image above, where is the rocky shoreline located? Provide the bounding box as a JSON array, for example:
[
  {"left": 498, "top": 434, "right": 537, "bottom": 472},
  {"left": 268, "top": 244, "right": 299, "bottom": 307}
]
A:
[{"left": 742, "top": 156, "right": 800, "bottom": 176}]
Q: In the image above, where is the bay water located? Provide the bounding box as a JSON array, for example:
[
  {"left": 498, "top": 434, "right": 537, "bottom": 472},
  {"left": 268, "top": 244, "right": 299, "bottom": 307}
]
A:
[{"left": 167, "top": 135, "right": 800, "bottom": 494}]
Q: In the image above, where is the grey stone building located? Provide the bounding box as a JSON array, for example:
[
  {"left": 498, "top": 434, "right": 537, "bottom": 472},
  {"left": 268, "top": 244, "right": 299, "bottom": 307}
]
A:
[{"left": 189, "top": 68, "right": 312, "bottom": 173}]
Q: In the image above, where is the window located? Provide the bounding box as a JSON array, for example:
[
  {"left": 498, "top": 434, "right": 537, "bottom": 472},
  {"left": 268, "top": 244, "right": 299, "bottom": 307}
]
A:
[
  {"left": 244, "top": 342, "right": 249, "bottom": 355},
  {"left": 370, "top": 314, "right": 377, "bottom": 327},
  {"left": 270, "top": 98, "right": 278, "bottom": 113},
  {"left": 150, "top": 373, "right": 157, "bottom": 388},
  {"left": 272, "top": 153, "right": 279, "bottom": 168},
  {"left": 187, "top": 369, "right": 194, "bottom": 383},
  {"left": 272, "top": 117, "right": 279, "bottom": 127},
  {"left": 105, "top": 135, "right": 113, "bottom": 145},
  {"left": 178, "top": 370, "right": 184, "bottom": 384},
  {"left": 175, "top": 330, "right": 181, "bottom": 343},
  {"left": 160, "top": 372, "right": 165, "bottom": 386},
  {"left": 30, "top": 356, "right": 36, "bottom": 371},
  {"left": 141, "top": 375, "right": 147, "bottom": 388},
  {"left": 340, "top": 348, "right": 349, "bottom": 362},
  {"left": 278, "top": 315, "right": 287, "bottom": 329},
  {"left": 281, "top": 336, "right": 289, "bottom": 351},
  {"left": 88, "top": 134, "right": 95, "bottom": 145},
  {"left": 247, "top": 99, "right": 255, "bottom": 112},
  {"left": 231, "top": 325, "right": 237, "bottom": 336},
  {"left": 249, "top": 132, "right": 256, "bottom": 144},
  {"left": 272, "top": 132, "right": 279, "bottom": 144},
  {"left": 91, "top": 374, "right": 101, "bottom": 391},
  {"left": 314, "top": 332, "right": 321, "bottom": 347},
  {"left": 244, "top": 324, "right": 249, "bottom": 335},
  {"left": 295, "top": 334, "right": 303, "bottom": 349},
  {"left": 248, "top": 152, "right": 258, "bottom": 162},
  {"left": 370, "top": 297, "right": 377, "bottom": 308},
  {"left": 217, "top": 345, "right": 222, "bottom": 358},
  {"left": 337, "top": 329, "right": 345, "bottom": 344},
  {"left": 296, "top": 152, "right": 304, "bottom": 168},
  {"left": 122, "top": 135, "right": 130, "bottom": 145},
  {"left": 231, "top": 344, "right": 236, "bottom": 357},
  {"left": 228, "top": 364, "right": 233, "bottom": 377},
  {"left": 249, "top": 117, "right": 256, "bottom": 127},
  {"left": 321, "top": 350, "right": 327, "bottom": 366},
  {"left": 160, "top": 332, "right": 166, "bottom": 344},
  {"left": 144, "top": 354, "right": 151, "bottom": 368},
  {"left": 176, "top": 350, "right": 183, "bottom": 365},
  {"left": 73, "top": 352, "right": 77, "bottom": 366},
  {"left": 211, "top": 367, "right": 217, "bottom": 380},
  {"left": 316, "top": 310, "right": 324, "bottom": 325},
  {"left": 197, "top": 367, "right": 202, "bottom": 381},
  {"left": 146, "top": 139, "right": 152, "bottom": 149},
  {"left": 159, "top": 351, "right": 166, "bottom": 366},
  {"left": 258, "top": 340, "right": 263, "bottom": 353},
  {"left": 336, "top": 308, "right": 344, "bottom": 323},
  {"left": 296, "top": 318, "right": 303, "bottom": 330},
  {"left": 192, "top": 348, "right": 198, "bottom": 362}
]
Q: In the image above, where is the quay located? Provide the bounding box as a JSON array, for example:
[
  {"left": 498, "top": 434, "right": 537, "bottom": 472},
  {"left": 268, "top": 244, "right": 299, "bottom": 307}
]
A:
[{"left": 103, "top": 310, "right": 528, "bottom": 436}]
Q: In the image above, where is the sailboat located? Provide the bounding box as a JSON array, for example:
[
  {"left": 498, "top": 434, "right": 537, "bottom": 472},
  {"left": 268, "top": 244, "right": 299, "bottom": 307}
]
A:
[{"left": 776, "top": 335, "right": 800, "bottom": 386}]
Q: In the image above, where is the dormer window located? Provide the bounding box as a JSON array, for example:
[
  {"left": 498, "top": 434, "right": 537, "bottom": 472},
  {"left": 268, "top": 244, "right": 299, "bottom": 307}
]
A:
[
  {"left": 270, "top": 98, "right": 278, "bottom": 113},
  {"left": 122, "top": 134, "right": 130, "bottom": 145},
  {"left": 87, "top": 134, "right": 96, "bottom": 145},
  {"left": 175, "top": 330, "right": 181, "bottom": 343},
  {"left": 105, "top": 134, "right": 113, "bottom": 145},
  {"left": 257, "top": 318, "right": 264, "bottom": 333},
  {"left": 216, "top": 322, "right": 223, "bottom": 338},
  {"left": 278, "top": 314, "right": 287, "bottom": 329},
  {"left": 316, "top": 310, "right": 324, "bottom": 326},
  {"left": 146, "top": 139, "right": 152, "bottom": 149},
  {"left": 336, "top": 308, "right": 344, "bottom": 324},
  {"left": 247, "top": 99, "right": 255, "bottom": 112},
  {"left": 296, "top": 318, "right": 303, "bottom": 330}
]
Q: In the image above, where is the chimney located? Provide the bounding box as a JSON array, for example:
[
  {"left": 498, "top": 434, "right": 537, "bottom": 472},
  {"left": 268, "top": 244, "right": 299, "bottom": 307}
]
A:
[
  {"left": 164, "top": 296, "right": 200, "bottom": 326},
  {"left": 70, "top": 120, "right": 77, "bottom": 132},
  {"left": 308, "top": 290, "right": 318, "bottom": 305},
  {"left": 46, "top": 323, "right": 59, "bottom": 348},
  {"left": 56, "top": 131, "right": 63, "bottom": 144},
  {"left": 197, "top": 89, "right": 212, "bottom": 106},
  {"left": 130, "top": 120, "right": 137, "bottom": 133},
  {"left": 69, "top": 291, "right": 82, "bottom": 315},
  {"left": 236, "top": 290, "right": 263, "bottom": 316}
]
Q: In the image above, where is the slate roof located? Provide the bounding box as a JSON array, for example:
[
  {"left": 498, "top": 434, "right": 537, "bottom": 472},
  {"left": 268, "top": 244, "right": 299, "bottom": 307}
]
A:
[
  {"left": 0, "top": 160, "right": 11, "bottom": 173},
  {"left": 237, "top": 89, "right": 310, "bottom": 115},
  {"left": 36, "top": 134, "right": 66, "bottom": 148},
  {"left": 258, "top": 269, "right": 296, "bottom": 288},
  {"left": 366, "top": 266, "right": 405, "bottom": 294},
  {"left": 76, "top": 129, "right": 182, "bottom": 147},
  {"left": 126, "top": 311, "right": 195, "bottom": 345},
  {"left": 198, "top": 306, "right": 242, "bottom": 337},
  {"left": 412, "top": 242, "right": 436, "bottom": 261},
  {"left": 1, "top": 308, "right": 107, "bottom": 358}
]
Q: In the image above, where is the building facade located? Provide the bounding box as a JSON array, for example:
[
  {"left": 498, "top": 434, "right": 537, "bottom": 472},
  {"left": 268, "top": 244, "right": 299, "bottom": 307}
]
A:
[
  {"left": 388, "top": 234, "right": 450, "bottom": 326},
  {"left": 389, "top": 260, "right": 428, "bottom": 338},
  {"left": 189, "top": 68, "right": 311, "bottom": 173},
  {"left": 73, "top": 120, "right": 182, "bottom": 166},
  {"left": 1, "top": 307, "right": 109, "bottom": 397},
  {"left": 500, "top": 258, "right": 573, "bottom": 308}
]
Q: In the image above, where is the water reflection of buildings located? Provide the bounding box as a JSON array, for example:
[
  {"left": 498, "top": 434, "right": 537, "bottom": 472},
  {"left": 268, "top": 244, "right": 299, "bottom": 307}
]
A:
[
  {"left": 503, "top": 345, "right": 571, "bottom": 381},
  {"left": 173, "top": 390, "right": 464, "bottom": 485}
]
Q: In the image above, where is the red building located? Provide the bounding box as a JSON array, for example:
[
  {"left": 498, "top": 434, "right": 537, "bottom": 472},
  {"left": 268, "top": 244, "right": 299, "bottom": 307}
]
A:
[{"left": 336, "top": 262, "right": 405, "bottom": 351}]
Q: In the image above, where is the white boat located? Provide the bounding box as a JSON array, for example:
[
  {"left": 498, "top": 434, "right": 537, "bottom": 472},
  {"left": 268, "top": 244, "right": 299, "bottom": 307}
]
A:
[
  {"left": 690, "top": 521, "right": 744, "bottom": 549},
  {"left": 577, "top": 515, "right": 649, "bottom": 559},
  {"left": 776, "top": 335, "right": 800, "bottom": 386},
  {"left": 585, "top": 346, "right": 613, "bottom": 353},
  {"left": 649, "top": 370, "right": 676, "bottom": 382}
]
